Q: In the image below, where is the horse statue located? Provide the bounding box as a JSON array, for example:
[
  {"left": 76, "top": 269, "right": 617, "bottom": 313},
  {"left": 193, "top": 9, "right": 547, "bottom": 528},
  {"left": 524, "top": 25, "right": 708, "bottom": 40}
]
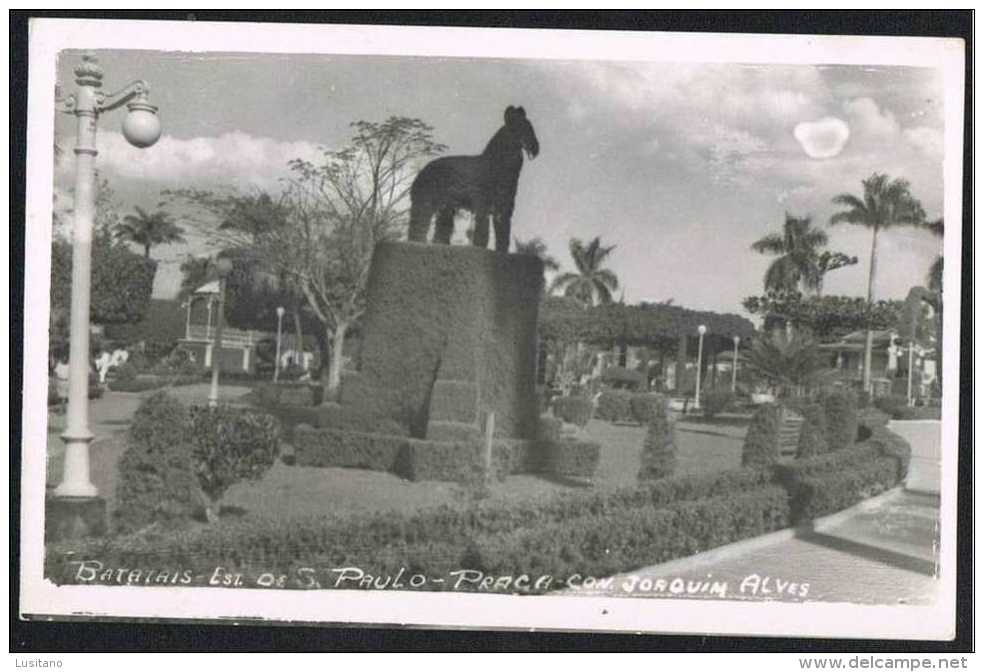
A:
[{"left": 408, "top": 105, "right": 539, "bottom": 253}]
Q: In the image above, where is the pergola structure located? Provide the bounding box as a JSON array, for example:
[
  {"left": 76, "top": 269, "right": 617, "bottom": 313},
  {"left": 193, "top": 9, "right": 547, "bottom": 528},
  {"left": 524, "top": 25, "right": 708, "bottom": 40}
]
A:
[{"left": 538, "top": 298, "right": 758, "bottom": 395}]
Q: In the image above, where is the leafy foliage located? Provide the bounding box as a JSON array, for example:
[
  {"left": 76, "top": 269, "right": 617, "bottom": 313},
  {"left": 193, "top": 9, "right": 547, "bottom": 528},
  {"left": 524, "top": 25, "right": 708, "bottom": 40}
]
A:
[
  {"left": 50, "top": 238, "right": 157, "bottom": 327},
  {"left": 744, "top": 330, "right": 823, "bottom": 397},
  {"left": 700, "top": 387, "right": 735, "bottom": 418},
  {"left": 116, "top": 206, "right": 186, "bottom": 258},
  {"left": 595, "top": 390, "right": 634, "bottom": 423},
  {"left": 638, "top": 396, "right": 678, "bottom": 480},
  {"left": 113, "top": 392, "right": 198, "bottom": 534},
  {"left": 820, "top": 388, "right": 859, "bottom": 452},
  {"left": 189, "top": 405, "right": 281, "bottom": 523},
  {"left": 742, "top": 292, "right": 903, "bottom": 341},
  {"left": 549, "top": 237, "right": 619, "bottom": 307},
  {"left": 551, "top": 396, "right": 593, "bottom": 428},
  {"left": 540, "top": 297, "right": 756, "bottom": 347},
  {"left": 742, "top": 403, "right": 782, "bottom": 469}
]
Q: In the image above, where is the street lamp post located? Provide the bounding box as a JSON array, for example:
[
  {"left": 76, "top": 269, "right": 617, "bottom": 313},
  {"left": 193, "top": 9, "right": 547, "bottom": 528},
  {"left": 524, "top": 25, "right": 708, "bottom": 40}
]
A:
[
  {"left": 274, "top": 306, "right": 285, "bottom": 382},
  {"left": 731, "top": 335, "right": 740, "bottom": 394},
  {"left": 208, "top": 258, "right": 234, "bottom": 407},
  {"left": 694, "top": 324, "right": 707, "bottom": 411},
  {"left": 54, "top": 53, "right": 161, "bottom": 500}
]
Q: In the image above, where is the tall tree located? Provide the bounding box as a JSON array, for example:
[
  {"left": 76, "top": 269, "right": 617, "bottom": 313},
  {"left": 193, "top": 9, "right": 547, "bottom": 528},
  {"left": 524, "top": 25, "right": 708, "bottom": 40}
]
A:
[
  {"left": 751, "top": 213, "right": 830, "bottom": 294},
  {"left": 549, "top": 237, "right": 620, "bottom": 307},
  {"left": 265, "top": 117, "right": 447, "bottom": 394},
  {"left": 116, "top": 206, "right": 186, "bottom": 258},
  {"left": 829, "top": 173, "right": 926, "bottom": 394}
]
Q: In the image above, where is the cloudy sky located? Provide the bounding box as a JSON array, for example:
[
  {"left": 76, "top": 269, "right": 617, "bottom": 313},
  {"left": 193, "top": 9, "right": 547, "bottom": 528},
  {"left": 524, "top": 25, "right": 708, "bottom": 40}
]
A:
[{"left": 44, "top": 22, "right": 958, "bottom": 317}]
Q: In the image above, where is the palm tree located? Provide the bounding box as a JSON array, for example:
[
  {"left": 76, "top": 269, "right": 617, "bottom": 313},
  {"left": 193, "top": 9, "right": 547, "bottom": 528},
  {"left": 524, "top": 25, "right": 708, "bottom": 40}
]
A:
[
  {"left": 744, "top": 330, "right": 823, "bottom": 398},
  {"left": 751, "top": 213, "right": 829, "bottom": 294},
  {"left": 829, "top": 173, "right": 927, "bottom": 395},
  {"left": 513, "top": 236, "right": 560, "bottom": 271},
  {"left": 116, "top": 206, "right": 186, "bottom": 258},
  {"left": 549, "top": 237, "right": 619, "bottom": 307}
]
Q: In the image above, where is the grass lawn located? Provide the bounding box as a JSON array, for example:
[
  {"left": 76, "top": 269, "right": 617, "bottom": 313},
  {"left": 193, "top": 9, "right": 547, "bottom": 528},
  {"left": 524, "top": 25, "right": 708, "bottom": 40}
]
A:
[{"left": 46, "top": 385, "right": 749, "bottom": 531}]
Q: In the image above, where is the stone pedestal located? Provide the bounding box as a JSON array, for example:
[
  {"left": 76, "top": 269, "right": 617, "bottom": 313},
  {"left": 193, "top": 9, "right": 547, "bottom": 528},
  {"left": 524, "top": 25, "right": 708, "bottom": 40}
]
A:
[
  {"left": 340, "top": 241, "right": 544, "bottom": 441},
  {"left": 45, "top": 496, "right": 107, "bottom": 542}
]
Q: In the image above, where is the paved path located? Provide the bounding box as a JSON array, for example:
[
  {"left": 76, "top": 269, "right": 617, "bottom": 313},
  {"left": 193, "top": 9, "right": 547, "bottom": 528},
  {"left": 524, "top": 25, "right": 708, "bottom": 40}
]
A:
[{"left": 566, "top": 420, "right": 943, "bottom": 606}]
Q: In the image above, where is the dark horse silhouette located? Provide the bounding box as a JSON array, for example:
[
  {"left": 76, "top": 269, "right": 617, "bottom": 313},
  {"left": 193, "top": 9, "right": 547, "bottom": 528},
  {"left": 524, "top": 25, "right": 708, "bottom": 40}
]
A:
[{"left": 408, "top": 105, "right": 539, "bottom": 253}]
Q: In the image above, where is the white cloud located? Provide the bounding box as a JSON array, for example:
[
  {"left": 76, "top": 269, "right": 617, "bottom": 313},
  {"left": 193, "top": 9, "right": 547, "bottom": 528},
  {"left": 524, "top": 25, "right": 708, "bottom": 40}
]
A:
[
  {"left": 842, "top": 97, "right": 901, "bottom": 140},
  {"left": 87, "top": 131, "right": 323, "bottom": 190},
  {"left": 903, "top": 126, "right": 944, "bottom": 159},
  {"left": 793, "top": 117, "right": 851, "bottom": 159}
]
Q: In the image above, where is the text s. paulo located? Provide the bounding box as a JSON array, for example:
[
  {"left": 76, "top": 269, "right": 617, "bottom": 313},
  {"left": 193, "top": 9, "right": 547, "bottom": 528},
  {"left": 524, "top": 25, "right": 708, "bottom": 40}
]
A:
[{"left": 69, "top": 562, "right": 810, "bottom": 599}]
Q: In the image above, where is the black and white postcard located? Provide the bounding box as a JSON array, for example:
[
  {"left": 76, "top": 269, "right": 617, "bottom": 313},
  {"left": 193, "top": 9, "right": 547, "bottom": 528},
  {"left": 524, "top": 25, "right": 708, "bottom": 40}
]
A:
[{"left": 19, "top": 16, "right": 966, "bottom": 642}]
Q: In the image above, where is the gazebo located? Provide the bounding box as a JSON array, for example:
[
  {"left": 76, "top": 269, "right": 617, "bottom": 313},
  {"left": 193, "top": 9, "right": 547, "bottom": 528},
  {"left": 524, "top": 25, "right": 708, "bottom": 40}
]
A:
[{"left": 178, "top": 281, "right": 260, "bottom": 374}]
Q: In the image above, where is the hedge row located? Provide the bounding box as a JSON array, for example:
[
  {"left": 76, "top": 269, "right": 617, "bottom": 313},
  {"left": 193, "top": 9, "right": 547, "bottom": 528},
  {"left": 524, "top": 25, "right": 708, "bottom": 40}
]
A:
[
  {"left": 551, "top": 396, "right": 593, "bottom": 428},
  {"left": 594, "top": 391, "right": 665, "bottom": 425},
  {"left": 774, "top": 419, "right": 910, "bottom": 523},
  {"left": 46, "top": 418, "right": 910, "bottom": 593},
  {"left": 872, "top": 395, "right": 943, "bottom": 421},
  {"left": 293, "top": 425, "right": 600, "bottom": 482},
  {"left": 46, "top": 466, "right": 790, "bottom": 590}
]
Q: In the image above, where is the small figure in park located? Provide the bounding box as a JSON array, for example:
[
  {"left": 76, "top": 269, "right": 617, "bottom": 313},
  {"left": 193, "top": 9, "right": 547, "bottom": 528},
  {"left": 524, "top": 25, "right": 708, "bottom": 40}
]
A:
[
  {"left": 408, "top": 105, "right": 540, "bottom": 253},
  {"left": 53, "top": 359, "right": 70, "bottom": 414}
]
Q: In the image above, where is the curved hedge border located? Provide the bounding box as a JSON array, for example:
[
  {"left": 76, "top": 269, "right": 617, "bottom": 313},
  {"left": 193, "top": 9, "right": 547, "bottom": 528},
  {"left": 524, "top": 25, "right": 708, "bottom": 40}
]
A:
[{"left": 45, "top": 419, "right": 910, "bottom": 593}]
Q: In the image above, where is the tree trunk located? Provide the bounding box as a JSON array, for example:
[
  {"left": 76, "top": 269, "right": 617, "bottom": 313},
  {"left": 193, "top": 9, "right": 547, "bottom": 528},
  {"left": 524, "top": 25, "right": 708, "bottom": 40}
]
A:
[
  {"left": 293, "top": 307, "right": 304, "bottom": 368},
  {"left": 325, "top": 321, "right": 348, "bottom": 397},
  {"left": 862, "top": 226, "right": 879, "bottom": 397}
]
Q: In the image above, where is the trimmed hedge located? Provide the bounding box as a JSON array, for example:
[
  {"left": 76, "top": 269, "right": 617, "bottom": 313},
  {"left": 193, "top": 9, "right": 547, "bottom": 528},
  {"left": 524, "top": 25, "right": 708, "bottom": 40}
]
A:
[
  {"left": 872, "top": 395, "right": 942, "bottom": 421},
  {"left": 630, "top": 393, "right": 664, "bottom": 426},
  {"left": 46, "top": 466, "right": 790, "bottom": 591},
  {"left": 293, "top": 423, "right": 597, "bottom": 483},
  {"left": 742, "top": 403, "right": 783, "bottom": 469},
  {"left": 532, "top": 440, "right": 601, "bottom": 479},
  {"left": 113, "top": 392, "right": 198, "bottom": 534},
  {"left": 821, "top": 388, "right": 859, "bottom": 451},
  {"left": 638, "top": 396, "right": 677, "bottom": 481},
  {"left": 595, "top": 390, "right": 634, "bottom": 423},
  {"left": 189, "top": 405, "right": 281, "bottom": 523},
  {"left": 294, "top": 426, "right": 408, "bottom": 472},
  {"left": 551, "top": 396, "right": 593, "bottom": 428},
  {"left": 47, "top": 419, "right": 910, "bottom": 593},
  {"left": 700, "top": 388, "right": 735, "bottom": 418},
  {"left": 795, "top": 403, "right": 828, "bottom": 458},
  {"left": 774, "top": 420, "right": 910, "bottom": 523}
]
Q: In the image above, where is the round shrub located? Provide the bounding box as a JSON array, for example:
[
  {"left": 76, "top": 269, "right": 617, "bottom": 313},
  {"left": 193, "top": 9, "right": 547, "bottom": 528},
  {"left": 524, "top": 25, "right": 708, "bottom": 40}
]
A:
[
  {"left": 742, "top": 403, "right": 782, "bottom": 469},
  {"left": 630, "top": 393, "right": 664, "bottom": 425},
  {"left": 638, "top": 396, "right": 677, "bottom": 481},
  {"left": 111, "top": 361, "right": 138, "bottom": 383},
  {"left": 700, "top": 387, "right": 734, "bottom": 418},
  {"left": 551, "top": 396, "right": 593, "bottom": 429},
  {"left": 595, "top": 390, "right": 633, "bottom": 423},
  {"left": 821, "top": 388, "right": 859, "bottom": 451},
  {"left": 114, "top": 391, "right": 198, "bottom": 534},
  {"left": 189, "top": 404, "right": 281, "bottom": 523}
]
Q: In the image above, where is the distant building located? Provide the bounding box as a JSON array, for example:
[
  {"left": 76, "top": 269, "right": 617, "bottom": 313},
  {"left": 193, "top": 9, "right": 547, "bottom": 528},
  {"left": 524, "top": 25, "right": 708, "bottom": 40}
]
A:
[{"left": 818, "top": 329, "right": 937, "bottom": 399}]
